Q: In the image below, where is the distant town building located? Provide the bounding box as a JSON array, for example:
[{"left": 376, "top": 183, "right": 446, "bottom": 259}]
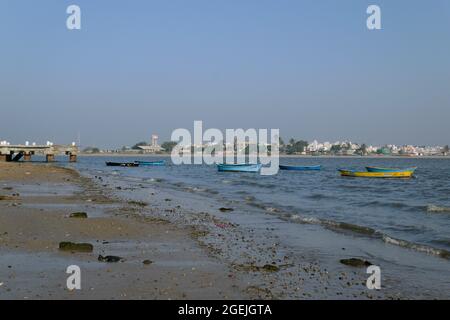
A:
[{"left": 137, "top": 134, "right": 164, "bottom": 153}]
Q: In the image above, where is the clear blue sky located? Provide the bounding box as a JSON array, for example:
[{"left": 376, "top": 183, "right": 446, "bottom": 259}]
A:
[{"left": 1, "top": 0, "right": 449, "bottom": 148}]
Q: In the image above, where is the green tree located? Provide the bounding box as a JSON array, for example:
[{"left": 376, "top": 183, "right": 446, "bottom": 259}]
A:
[
  {"left": 293, "top": 140, "right": 308, "bottom": 153},
  {"left": 131, "top": 141, "right": 148, "bottom": 150},
  {"left": 330, "top": 145, "right": 342, "bottom": 154},
  {"left": 356, "top": 144, "right": 368, "bottom": 155},
  {"left": 83, "top": 147, "right": 100, "bottom": 153},
  {"left": 161, "top": 141, "right": 177, "bottom": 153}
]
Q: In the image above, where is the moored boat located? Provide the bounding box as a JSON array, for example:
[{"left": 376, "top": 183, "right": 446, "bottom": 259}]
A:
[
  {"left": 339, "top": 168, "right": 416, "bottom": 178},
  {"left": 279, "top": 165, "right": 321, "bottom": 171},
  {"left": 134, "top": 160, "right": 166, "bottom": 166},
  {"left": 106, "top": 162, "right": 140, "bottom": 167},
  {"left": 217, "top": 163, "right": 262, "bottom": 173},
  {"left": 366, "top": 166, "right": 417, "bottom": 173}
]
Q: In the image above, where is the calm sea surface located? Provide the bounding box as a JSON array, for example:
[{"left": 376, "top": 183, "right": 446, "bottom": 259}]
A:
[{"left": 71, "top": 156, "right": 450, "bottom": 258}]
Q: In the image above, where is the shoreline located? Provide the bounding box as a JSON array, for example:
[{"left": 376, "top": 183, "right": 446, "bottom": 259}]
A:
[{"left": 78, "top": 153, "right": 450, "bottom": 159}]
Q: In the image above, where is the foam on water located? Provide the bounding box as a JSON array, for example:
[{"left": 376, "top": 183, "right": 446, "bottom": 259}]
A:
[{"left": 427, "top": 205, "right": 450, "bottom": 213}]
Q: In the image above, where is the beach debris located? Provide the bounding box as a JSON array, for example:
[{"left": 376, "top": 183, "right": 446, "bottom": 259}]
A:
[
  {"left": 98, "top": 255, "right": 123, "bottom": 263},
  {"left": 339, "top": 258, "right": 372, "bottom": 268},
  {"left": 215, "top": 223, "right": 230, "bottom": 229},
  {"left": 59, "top": 242, "right": 94, "bottom": 253},
  {"left": 128, "top": 200, "right": 148, "bottom": 207},
  {"left": 245, "top": 286, "right": 275, "bottom": 299},
  {"left": 233, "top": 263, "right": 281, "bottom": 273},
  {"left": 0, "top": 195, "right": 18, "bottom": 201},
  {"left": 219, "top": 207, "right": 234, "bottom": 212},
  {"left": 191, "top": 230, "right": 209, "bottom": 238},
  {"left": 143, "top": 260, "right": 153, "bottom": 265},
  {"left": 165, "top": 198, "right": 172, "bottom": 202},
  {"left": 2, "top": 187, "right": 13, "bottom": 191},
  {"left": 69, "top": 212, "right": 88, "bottom": 219}
]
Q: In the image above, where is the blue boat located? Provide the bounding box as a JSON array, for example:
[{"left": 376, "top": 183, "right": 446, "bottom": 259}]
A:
[
  {"left": 134, "top": 160, "right": 166, "bottom": 166},
  {"left": 217, "top": 163, "right": 262, "bottom": 173},
  {"left": 365, "top": 166, "right": 417, "bottom": 173},
  {"left": 279, "top": 165, "right": 321, "bottom": 171}
]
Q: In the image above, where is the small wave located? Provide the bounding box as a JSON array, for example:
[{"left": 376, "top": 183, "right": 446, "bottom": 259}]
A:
[
  {"left": 365, "top": 200, "right": 411, "bottom": 209},
  {"left": 382, "top": 235, "right": 450, "bottom": 259},
  {"left": 234, "top": 180, "right": 277, "bottom": 189},
  {"left": 244, "top": 195, "right": 256, "bottom": 202},
  {"left": 184, "top": 186, "right": 218, "bottom": 195},
  {"left": 288, "top": 214, "right": 449, "bottom": 260},
  {"left": 185, "top": 186, "right": 206, "bottom": 192},
  {"left": 291, "top": 215, "right": 321, "bottom": 224},
  {"left": 426, "top": 205, "right": 450, "bottom": 213},
  {"left": 307, "top": 193, "right": 334, "bottom": 200}
]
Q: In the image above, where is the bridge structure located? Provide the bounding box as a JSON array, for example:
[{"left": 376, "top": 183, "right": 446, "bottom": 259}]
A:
[{"left": 0, "top": 144, "right": 78, "bottom": 162}]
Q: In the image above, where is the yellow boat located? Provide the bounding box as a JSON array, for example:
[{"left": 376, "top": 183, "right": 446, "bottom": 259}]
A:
[{"left": 338, "top": 168, "right": 416, "bottom": 178}]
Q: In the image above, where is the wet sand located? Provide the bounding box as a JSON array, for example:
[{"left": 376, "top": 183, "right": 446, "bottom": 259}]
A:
[{"left": 0, "top": 162, "right": 246, "bottom": 299}]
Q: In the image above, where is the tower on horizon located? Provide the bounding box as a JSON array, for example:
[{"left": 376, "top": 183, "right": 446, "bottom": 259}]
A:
[{"left": 151, "top": 134, "right": 159, "bottom": 147}]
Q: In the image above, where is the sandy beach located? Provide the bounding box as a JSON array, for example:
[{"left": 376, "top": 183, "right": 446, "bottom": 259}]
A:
[{"left": 0, "top": 162, "right": 247, "bottom": 299}]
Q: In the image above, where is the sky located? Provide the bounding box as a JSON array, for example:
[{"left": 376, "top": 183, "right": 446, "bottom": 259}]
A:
[{"left": 1, "top": 0, "right": 449, "bottom": 148}]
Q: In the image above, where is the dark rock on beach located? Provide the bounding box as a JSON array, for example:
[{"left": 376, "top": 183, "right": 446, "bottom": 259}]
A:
[
  {"left": 340, "top": 258, "right": 372, "bottom": 267},
  {"left": 262, "top": 264, "right": 280, "bottom": 272},
  {"left": 98, "top": 255, "right": 123, "bottom": 263},
  {"left": 69, "top": 212, "right": 88, "bottom": 219},
  {"left": 219, "top": 207, "right": 234, "bottom": 212},
  {"left": 143, "top": 260, "right": 153, "bottom": 265},
  {"left": 59, "top": 242, "right": 94, "bottom": 253}
]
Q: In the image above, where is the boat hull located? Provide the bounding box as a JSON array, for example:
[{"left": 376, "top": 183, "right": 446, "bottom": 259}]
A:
[
  {"left": 106, "top": 162, "right": 139, "bottom": 167},
  {"left": 217, "top": 164, "right": 262, "bottom": 173},
  {"left": 135, "top": 160, "right": 166, "bottom": 166},
  {"left": 339, "top": 169, "right": 415, "bottom": 178},
  {"left": 366, "top": 166, "right": 417, "bottom": 173},
  {"left": 279, "top": 165, "right": 321, "bottom": 171}
]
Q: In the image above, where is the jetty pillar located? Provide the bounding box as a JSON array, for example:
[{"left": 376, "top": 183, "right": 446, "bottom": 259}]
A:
[
  {"left": 69, "top": 153, "right": 77, "bottom": 162},
  {"left": 46, "top": 154, "right": 55, "bottom": 162},
  {"left": 23, "top": 153, "right": 32, "bottom": 162},
  {"left": 0, "top": 153, "right": 7, "bottom": 162}
]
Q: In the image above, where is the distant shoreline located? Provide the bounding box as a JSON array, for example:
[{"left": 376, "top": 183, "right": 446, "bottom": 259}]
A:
[{"left": 78, "top": 153, "right": 450, "bottom": 159}]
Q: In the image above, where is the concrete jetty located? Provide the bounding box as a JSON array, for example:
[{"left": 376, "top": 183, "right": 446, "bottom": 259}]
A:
[{"left": 0, "top": 144, "right": 78, "bottom": 162}]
